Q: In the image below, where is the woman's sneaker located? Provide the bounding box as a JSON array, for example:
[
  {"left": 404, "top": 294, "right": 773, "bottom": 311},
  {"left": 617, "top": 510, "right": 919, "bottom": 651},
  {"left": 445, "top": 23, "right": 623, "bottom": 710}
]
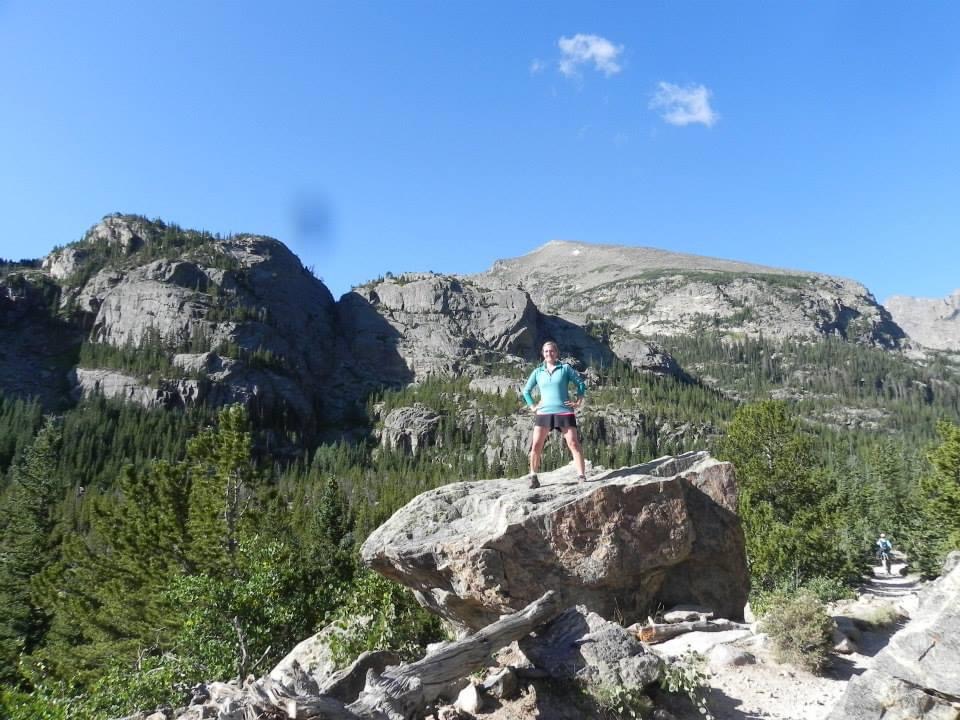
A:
[
  {"left": 577, "top": 475, "right": 587, "bottom": 483},
  {"left": 527, "top": 473, "right": 540, "bottom": 488}
]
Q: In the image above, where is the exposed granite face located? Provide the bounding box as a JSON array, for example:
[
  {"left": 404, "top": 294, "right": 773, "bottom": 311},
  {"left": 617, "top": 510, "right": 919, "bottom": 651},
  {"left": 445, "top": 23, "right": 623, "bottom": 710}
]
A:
[
  {"left": 886, "top": 290, "right": 960, "bottom": 351},
  {"left": 339, "top": 273, "right": 540, "bottom": 381},
  {"left": 336, "top": 271, "right": 681, "bottom": 400},
  {"left": 476, "top": 240, "right": 907, "bottom": 348},
  {"left": 361, "top": 451, "right": 749, "bottom": 634},
  {"left": 3, "top": 219, "right": 936, "bottom": 437},
  {"left": 39, "top": 216, "right": 340, "bottom": 427}
]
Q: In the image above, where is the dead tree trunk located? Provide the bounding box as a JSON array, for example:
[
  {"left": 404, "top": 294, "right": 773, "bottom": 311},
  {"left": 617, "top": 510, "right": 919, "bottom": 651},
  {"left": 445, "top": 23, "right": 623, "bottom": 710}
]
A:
[
  {"left": 634, "top": 618, "right": 750, "bottom": 643},
  {"left": 252, "top": 590, "right": 562, "bottom": 720}
]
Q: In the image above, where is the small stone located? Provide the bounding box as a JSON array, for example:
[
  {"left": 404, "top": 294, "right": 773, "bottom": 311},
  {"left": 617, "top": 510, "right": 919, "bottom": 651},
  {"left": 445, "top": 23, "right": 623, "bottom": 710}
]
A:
[
  {"left": 455, "top": 683, "right": 485, "bottom": 715},
  {"left": 481, "top": 667, "right": 519, "bottom": 700}
]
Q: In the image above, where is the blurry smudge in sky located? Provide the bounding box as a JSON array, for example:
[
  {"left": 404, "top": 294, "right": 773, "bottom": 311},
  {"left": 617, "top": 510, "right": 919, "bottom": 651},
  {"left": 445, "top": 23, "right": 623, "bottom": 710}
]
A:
[{"left": 290, "top": 192, "right": 335, "bottom": 251}]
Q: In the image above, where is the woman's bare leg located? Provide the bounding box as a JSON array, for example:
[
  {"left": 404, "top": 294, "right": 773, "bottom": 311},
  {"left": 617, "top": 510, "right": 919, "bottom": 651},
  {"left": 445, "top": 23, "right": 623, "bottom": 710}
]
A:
[
  {"left": 529, "top": 425, "right": 550, "bottom": 475},
  {"left": 562, "top": 426, "right": 587, "bottom": 477}
]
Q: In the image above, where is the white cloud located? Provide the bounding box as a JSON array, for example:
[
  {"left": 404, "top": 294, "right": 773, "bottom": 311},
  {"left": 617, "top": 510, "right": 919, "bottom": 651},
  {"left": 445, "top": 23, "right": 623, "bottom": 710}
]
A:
[
  {"left": 558, "top": 34, "right": 623, "bottom": 78},
  {"left": 649, "top": 82, "right": 718, "bottom": 127},
  {"left": 529, "top": 59, "right": 546, "bottom": 75}
]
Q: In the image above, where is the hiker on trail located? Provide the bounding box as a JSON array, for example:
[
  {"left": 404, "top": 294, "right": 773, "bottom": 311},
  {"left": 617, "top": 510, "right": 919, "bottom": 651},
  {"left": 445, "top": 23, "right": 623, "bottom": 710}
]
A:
[
  {"left": 876, "top": 533, "right": 893, "bottom": 556},
  {"left": 521, "top": 340, "right": 588, "bottom": 489}
]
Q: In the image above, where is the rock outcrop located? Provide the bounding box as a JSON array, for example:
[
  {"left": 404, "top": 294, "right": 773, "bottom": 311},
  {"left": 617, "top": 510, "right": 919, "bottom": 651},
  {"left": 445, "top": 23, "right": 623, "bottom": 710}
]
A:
[
  {"left": 361, "top": 451, "right": 749, "bottom": 634},
  {"left": 519, "top": 605, "right": 662, "bottom": 688},
  {"left": 886, "top": 290, "right": 960, "bottom": 351},
  {"left": 477, "top": 240, "right": 906, "bottom": 348},
  {"left": 0, "top": 270, "right": 79, "bottom": 408},
  {"left": 826, "top": 551, "right": 960, "bottom": 720},
  {"left": 377, "top": 403, "right": 443, "bottom": 454},
  {"left": 39, "top": 216, "right": 342, "bottom": 429},
  {"left": 337, "top": 274, "right": 538, "bottom": 383}
]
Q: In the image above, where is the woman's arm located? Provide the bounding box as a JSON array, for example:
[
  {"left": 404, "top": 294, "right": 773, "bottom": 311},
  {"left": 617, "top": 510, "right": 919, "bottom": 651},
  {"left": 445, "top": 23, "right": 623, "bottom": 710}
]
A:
[{"left": 522, "top": 368, "right": 539, "bottom": 407}]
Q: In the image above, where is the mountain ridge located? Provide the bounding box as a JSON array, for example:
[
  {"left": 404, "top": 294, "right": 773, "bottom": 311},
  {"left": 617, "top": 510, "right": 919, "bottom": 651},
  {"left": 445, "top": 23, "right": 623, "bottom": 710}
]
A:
[{"left": 3, "top": 214, "right": 957, "bottom": 453}]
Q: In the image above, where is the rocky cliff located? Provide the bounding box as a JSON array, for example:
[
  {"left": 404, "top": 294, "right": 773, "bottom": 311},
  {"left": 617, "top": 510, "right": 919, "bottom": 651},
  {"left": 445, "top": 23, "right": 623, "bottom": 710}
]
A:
[
  {"left": 886, "top": 289, "right": 960, "bottom": 351},
  {"left": 2, "top": 214, "right": 948, "bottom": 448},
  {"left": 0, "top": 268, "right": 79, "bottom": 409},
  {"left": 476, "top": 240, "right": 907, "bottom": 348},
  {"left": 39, "top": 215, "right": 342, "bottom": 433}
]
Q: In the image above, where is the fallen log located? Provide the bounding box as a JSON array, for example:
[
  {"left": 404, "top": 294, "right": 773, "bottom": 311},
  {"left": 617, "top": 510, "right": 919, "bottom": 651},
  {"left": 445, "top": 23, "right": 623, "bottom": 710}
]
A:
[
  {"left": 347, "top": 590, "right": 562, "bottom": 719},
  {"left": 249, "top": 590, "right": 562, "bottom": 720},
  {"left": 632, "top": 618, "right": 750, "bottom": 644}
]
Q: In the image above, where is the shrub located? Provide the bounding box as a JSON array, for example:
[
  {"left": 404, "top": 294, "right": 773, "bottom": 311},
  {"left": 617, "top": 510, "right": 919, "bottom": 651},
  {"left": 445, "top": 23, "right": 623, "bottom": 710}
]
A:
[
  {"left": 0, "top": 687, "right": 66, "bottom": 720},
  {"left": 586, "top": 682, "right": 654, "bottom": 719},
  {"left": 759, "top": 591, "right": 833, "bottom": 673},
  {"left": 659, "top": 651, "right": 713, "bottom": 720},
  {"left": 800, "top": 575, "right": 857, "bottom": 605},
  {"left": 850, "top": 601, "right": 902, "bottom": 630},
  {"left": 750, "top": 575, "right": 855, "bottom": 617},
  {"left": 324, "top": 569, "right": 444, "bottom": 668}
]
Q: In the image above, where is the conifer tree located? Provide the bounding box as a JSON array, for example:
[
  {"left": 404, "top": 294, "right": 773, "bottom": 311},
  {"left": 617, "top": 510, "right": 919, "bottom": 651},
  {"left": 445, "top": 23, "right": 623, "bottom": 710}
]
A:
[
  {"left": 30, "top": 460, "right": 191, "bottom": 684},
  {"left": 717, "top": 401, "right": 851, "bottom": 589},
  {"left": 0, "top": 420, "right": 62, "bottom": 684},
  {"left": 185, "top": 404, "right": 256, "bottom": 575},
  {"left": 910, "top": 420, "right": 960, "bottom": 575}
]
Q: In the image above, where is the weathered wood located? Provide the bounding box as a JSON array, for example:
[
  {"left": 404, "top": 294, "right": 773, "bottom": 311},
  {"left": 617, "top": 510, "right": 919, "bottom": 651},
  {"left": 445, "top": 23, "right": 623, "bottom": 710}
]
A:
[
  {"left": 247, "top": 676, "right": 375, "bottom": 719},
  {"left": 633, "top": 617, "right": 749, "bottom": 643},
  {"left": 247, "top": 590, "right": 561, "bottom": 720},
  {"left": 347, "top": 590, "right": 562, "bottom": 719}
]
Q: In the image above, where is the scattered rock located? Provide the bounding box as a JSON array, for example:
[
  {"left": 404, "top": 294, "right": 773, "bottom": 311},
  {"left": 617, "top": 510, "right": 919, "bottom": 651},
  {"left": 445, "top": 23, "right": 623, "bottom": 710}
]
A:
[
  {"left": 454, "top": 682, "right": 485, "bottom": 715},
  {"left": 707, "top": 644, "right": 756, "bottom": 671},
  {"left": 481, "top": 667, "right": 519, "bottom": 700},
  {"left": 663, "top": 605, "right": 714, "bottom": 623}
]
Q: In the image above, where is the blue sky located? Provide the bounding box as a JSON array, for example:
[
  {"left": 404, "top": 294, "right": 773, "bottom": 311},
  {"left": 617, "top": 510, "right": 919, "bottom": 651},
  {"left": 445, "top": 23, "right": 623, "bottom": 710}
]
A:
[{"left": 2, "top": 1, "right": 958, "bottom": 303}]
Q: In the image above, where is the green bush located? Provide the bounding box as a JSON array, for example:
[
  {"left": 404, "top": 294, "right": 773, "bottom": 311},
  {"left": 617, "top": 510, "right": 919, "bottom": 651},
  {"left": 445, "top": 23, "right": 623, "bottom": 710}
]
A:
[
  {"left": 70, "top": 654, "right": 195, "bottom": 720},
  {"left": 801, "top": 575, "right": 857, "bottom": 605},
  {"left": 0, "top": 686, "right": 66, "bottom": 720},
  {"left": 850, "top": 602, "right": 902, "bottom": 630},
  {"left": 324, "top": 569, "right": 444, "bottom": 668},
  {"left": 658, "top": 651, "right": 713, "bottom": 720},
  {"left": 759, "top": 591, "right": 833, "bottom": 673},
  {"left": 587, "top": 682, "right": 654, "bottom": 719}
]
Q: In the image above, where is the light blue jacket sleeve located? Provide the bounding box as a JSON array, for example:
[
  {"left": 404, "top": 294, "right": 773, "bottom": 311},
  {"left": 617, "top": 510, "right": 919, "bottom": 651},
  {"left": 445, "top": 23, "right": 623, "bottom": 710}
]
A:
[
  {"left": 567, "top": 365, "right": 587, "bottom": 397},
  {"left": 522, "top": 368, "right": 539, "bottom": 406}
]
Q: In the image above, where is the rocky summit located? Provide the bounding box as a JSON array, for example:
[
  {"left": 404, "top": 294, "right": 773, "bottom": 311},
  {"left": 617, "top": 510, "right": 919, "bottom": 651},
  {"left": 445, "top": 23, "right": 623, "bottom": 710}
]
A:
[
  {"left": 476, "top": 240, "right": 906, "bottom": 348},
  {"left": 361, "top": 451, "right": 749, "bottom": 634}
]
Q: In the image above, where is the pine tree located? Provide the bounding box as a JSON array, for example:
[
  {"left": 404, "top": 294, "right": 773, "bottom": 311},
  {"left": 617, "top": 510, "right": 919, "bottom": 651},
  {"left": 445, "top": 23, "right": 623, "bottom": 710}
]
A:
[
  {"left": 910, "top": 420, "right": 960, "bottom": 575},
  {"left": 0, "top": 420, "right": 63, "bottom": 684},
  {"left": 717, "top": 401, "right": 852, "bottom": 589},
  {"left": 30, "top": 460, "right": 191, "bottom": 684},
  {"left": 185, "top": 404, "right": 256, "bottom": 575}
]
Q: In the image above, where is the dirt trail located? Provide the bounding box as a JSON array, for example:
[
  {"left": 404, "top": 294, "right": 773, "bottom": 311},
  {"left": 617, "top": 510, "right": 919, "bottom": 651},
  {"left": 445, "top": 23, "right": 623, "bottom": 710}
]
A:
[{"left": 657, "top": 561, "right": 923, "bottom": 720}]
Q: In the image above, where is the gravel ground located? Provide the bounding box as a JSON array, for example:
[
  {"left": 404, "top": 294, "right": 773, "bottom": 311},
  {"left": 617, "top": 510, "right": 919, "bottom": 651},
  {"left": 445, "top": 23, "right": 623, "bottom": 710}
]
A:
[{"left": 654, "top": 563, "right": 922, "bottom": 720}]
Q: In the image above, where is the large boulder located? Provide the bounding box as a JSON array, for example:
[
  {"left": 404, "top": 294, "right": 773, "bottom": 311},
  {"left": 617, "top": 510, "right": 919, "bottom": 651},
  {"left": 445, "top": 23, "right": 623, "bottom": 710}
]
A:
[
  {"left": 826, "top": 551, "right": 960, "bottom": 720},
  {"left": 361, "top": 451, "right": 749, "bottom": 633}
]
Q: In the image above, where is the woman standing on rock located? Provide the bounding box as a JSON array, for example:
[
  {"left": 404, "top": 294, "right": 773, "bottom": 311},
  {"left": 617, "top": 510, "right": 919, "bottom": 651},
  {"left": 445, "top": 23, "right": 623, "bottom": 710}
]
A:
[{"left": 522, "top": 340, "right": 588, "bottom": 488}]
